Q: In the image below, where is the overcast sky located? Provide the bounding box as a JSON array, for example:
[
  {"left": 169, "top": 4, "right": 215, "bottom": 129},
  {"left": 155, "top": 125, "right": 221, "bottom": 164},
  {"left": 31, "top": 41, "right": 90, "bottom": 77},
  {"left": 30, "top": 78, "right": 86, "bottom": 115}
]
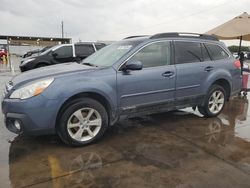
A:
[{"left": 0, "top": 0, "right": 250, "bottom": 45}]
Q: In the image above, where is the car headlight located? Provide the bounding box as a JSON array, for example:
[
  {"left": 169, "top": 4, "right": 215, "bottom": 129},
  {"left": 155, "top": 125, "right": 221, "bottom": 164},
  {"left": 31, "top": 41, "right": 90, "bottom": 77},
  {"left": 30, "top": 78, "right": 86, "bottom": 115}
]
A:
[
  {"left": 10, "top": 78, "right": 54, "bottom": 99},
  {"left": 21, "top": 58, "right": 35, "bottom": 65}
]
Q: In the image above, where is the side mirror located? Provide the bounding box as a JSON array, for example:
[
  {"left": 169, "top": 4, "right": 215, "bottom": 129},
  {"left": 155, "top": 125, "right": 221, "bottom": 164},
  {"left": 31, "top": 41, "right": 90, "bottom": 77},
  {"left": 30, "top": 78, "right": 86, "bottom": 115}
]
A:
[
  {"left": 52, "top": 51, "right": 58, "bottom": 57},
  {"left": 122, "top": 60, "right": 143, "bottom": 71}
]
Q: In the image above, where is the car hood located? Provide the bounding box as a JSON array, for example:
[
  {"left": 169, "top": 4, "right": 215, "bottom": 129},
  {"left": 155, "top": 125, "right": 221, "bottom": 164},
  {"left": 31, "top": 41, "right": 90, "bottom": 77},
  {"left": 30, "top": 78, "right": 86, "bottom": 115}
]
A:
[
  {"left": 21, "top": 54, "right": 41, "bottom": 63},
  {"left": 11, "top": 62, "right": 97, "bottom": 86}
]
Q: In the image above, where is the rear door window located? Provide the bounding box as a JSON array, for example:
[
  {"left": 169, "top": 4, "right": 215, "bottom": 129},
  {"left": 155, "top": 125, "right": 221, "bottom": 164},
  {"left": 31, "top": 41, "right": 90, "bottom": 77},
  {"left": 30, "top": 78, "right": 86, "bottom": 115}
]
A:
[
  {"left": 174, "top": 41, "right": 203, "bottom": 64},
  {"left": 204, "top": 43, "right": 229, "bottom": 60},
  {"left": 75, "top": 44, "right": 95, "bottom": 56}
]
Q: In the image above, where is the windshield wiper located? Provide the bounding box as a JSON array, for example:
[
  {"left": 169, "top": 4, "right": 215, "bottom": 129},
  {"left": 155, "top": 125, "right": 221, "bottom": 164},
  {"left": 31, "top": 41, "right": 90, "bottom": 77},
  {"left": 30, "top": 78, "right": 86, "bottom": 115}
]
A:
[{"left": 82, "top": 62, "right": 98, "bottom": 67}]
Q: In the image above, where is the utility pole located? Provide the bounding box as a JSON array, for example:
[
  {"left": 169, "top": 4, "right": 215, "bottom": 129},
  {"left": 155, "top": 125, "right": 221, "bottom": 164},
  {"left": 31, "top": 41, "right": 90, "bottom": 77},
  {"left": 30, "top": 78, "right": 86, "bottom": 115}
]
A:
[{"left": 61, "top": 21, "right": 64, "bottom": 38}]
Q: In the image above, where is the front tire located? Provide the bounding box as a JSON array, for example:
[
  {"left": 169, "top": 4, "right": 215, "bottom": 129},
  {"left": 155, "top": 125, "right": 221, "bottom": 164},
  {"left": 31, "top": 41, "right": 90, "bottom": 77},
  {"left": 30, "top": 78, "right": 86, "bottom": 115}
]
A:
[
  {"left": 198, "top": 85, "right": 226, "bottom": 117},
  {"left": 57, "top": 98, "right": 109, "bottom": 146}
]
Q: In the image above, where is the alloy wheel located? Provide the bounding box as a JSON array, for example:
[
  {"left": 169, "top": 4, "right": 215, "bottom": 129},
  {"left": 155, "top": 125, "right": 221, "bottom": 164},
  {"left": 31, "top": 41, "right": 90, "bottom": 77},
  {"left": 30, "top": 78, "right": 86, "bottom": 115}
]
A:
[
  {"left": 67, "top": 108, "right": 102, "bottom": 142},
  {"left": 208, "top": 90, "right": 225, "bottom": 114}
]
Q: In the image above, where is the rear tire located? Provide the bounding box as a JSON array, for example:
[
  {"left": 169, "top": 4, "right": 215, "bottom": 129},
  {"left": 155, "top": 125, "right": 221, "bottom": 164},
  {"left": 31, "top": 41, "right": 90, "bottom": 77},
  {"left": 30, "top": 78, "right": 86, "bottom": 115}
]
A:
[
  {"left": 57, "top": 98, "right": 109, "bottom": 147},
  {"left": 198, "top": 85, "right": 226, "bottom": 117}
]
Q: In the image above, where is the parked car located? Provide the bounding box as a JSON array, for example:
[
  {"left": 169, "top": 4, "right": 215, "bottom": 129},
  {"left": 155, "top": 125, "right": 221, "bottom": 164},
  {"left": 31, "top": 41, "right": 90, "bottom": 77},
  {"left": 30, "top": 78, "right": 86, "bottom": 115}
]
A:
[
  {"left": 19, "top": 42, "right": 106, "bottom": 72},
  {"left": 2, "top": 32, "right": 242, "bottom": 146},
  {"left": 232, "top": 52, "right": 239, "bottom": 58},
  {"left": 243, "top": 51, "right": 249, "bottom": 58},
  {"left": 22, "top": 46, "right": 53, "bottom": 58},
  {"left": 247, "top": 52, "right": 250, "bottom": 59},
  {"left": 232, "top": 51, "right": 250, "bottom": 59}
]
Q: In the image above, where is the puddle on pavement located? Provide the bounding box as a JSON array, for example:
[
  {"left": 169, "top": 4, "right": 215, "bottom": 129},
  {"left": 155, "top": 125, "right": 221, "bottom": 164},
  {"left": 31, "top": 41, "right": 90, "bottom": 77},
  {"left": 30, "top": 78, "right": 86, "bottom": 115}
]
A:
[
  {"left": 1, "top": 96, "right": 250, "bottom": 187},
  {"left": 235, "top": 125, "right": 250, "bottom": 142}
]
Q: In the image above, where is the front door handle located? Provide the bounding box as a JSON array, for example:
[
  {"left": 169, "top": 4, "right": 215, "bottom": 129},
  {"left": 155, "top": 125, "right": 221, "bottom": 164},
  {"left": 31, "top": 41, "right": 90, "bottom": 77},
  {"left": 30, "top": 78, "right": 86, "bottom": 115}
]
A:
[
  {"left": 162, "top": 71, "right": 174, "bottom": 77},
  {"left": 204, "top": 66, "right": 214, "bottom": 72}
]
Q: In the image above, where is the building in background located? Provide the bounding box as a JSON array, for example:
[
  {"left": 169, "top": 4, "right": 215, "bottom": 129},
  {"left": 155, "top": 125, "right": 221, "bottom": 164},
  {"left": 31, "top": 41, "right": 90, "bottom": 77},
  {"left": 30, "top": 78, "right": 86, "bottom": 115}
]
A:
[{"left": 0, "top": 35, "right": 72, "bottom": 71}]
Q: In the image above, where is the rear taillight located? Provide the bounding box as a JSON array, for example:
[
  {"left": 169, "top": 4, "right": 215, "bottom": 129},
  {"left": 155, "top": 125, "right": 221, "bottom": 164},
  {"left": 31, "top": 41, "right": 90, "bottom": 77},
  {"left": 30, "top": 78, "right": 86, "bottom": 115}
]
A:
[{"left": 234, "top": 60, "right": 241, "bottom": 69}]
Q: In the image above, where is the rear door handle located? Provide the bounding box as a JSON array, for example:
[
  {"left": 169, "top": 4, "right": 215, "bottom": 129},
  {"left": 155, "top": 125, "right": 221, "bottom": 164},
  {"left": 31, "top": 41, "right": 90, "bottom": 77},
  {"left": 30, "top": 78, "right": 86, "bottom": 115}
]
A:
[
  {"left": 162, "top": 71, "right": 174, "bottom": 77},
  {"left": 204, "top": 66, "right": 214, "bottom": 72}
]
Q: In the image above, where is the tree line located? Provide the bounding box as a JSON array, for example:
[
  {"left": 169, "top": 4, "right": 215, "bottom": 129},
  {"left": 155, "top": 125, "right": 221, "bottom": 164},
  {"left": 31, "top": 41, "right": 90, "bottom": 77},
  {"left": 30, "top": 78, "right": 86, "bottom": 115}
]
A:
[{"left": 228, "top": 45, "right": 250, "bottom": 52}]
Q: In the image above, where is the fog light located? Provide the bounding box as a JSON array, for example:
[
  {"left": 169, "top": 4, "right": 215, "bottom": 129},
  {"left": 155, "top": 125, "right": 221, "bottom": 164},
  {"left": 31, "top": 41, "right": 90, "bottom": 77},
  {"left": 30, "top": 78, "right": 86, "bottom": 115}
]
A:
[{"left": 14, "top": 120, "right": 21, "bottom": 131}]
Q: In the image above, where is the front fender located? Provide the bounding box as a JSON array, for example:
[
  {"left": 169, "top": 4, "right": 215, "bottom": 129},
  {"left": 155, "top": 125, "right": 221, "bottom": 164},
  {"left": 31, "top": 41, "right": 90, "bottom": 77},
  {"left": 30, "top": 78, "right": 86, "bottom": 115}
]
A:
[{"left": 42, "top": 75, "right": 117, "bottom": 112}]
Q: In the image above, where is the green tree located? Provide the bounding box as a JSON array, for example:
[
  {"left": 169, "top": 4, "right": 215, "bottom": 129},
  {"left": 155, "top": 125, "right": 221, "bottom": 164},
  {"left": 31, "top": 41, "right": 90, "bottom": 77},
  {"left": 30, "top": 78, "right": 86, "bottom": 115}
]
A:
[{"left": 228, "top": 45, "right": 250, "bottom": 52}]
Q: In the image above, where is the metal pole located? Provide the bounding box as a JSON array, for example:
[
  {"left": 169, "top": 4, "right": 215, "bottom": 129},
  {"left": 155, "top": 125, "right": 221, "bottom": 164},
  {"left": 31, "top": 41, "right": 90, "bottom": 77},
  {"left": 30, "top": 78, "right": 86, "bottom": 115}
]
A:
[
  {"left": 238, "top": 36, "right": 244, "bottom": 74},
  {"left": 61, "top": 21, "right": 64, "bottom": 38},
  {"left": 6, "top": 37, "right": 13, "bottom": 72},
  {"left": 238, "top": 36, "right": 243, "bottom": 54}
]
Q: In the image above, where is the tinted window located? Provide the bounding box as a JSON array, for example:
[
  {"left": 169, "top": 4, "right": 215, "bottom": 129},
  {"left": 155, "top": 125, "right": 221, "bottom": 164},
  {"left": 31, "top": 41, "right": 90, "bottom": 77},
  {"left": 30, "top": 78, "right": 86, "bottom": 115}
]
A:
[
  {"left": 95, "top": 44, "right": 106, "bottom": 50},
  {"left": 175, "top": 41, "right": 202, "bottom": 64},
  {"left": 205, "top": 43, "right": 229, "bottom": 60},
  {"left": 202, "top": 44, "right": 211, "bottom": 61},
  {"left": 75, "top": 44, "right": 95, "bottom": 56},
  {"left": 130, "top": 41, "right": 171, "bottom": 68},
  {"left": 54, "top": 46, "right": 73, "bottom": 58}
]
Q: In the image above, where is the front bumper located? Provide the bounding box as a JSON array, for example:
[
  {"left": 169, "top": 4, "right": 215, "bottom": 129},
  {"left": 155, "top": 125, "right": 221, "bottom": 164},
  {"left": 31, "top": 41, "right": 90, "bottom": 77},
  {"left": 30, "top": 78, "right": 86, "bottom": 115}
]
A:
[
  {"left": 19, "top": 65, "right": 27, "bottom": 72},
  {"left": 2, "top": 94, "right": 62, "bottom": 135}
]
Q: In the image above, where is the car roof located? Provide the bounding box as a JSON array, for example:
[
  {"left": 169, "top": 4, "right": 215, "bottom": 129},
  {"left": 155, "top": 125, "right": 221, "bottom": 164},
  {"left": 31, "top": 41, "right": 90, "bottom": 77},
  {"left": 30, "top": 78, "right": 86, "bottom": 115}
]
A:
[
  {"left": 123, "top": 32, "right": 220, "bottom": 44},
  {"left": 75, "top": 42, "right": 106, "bottom": 45}
]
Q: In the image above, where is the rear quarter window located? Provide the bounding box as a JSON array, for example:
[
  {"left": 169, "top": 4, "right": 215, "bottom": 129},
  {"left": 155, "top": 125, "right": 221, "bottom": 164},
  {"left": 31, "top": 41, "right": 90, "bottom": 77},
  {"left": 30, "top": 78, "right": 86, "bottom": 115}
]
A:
[
  {"left": 205, "top": 43, "right": 229, "bottom": 60},
  {"left": 75, "top": 44, "right": 95, "bottom": 56},
  {"left": 95, "top": 44, "right": 106, "bottom": 50}
]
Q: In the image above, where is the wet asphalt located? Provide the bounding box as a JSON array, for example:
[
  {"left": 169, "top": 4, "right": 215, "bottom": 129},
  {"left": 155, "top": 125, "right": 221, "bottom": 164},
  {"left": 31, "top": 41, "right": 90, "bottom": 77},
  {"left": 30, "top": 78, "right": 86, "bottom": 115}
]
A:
[{"left": 1, "top": 71, "right": 250, "bottom": 188}]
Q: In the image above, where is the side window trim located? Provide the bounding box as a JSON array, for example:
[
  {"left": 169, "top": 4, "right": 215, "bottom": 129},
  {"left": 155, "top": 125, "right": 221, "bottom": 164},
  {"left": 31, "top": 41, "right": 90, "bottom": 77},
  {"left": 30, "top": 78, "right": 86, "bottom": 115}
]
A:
[
  {"left": 202, "top": 43, "right": 212, "bottom": 61},
  {"left": 118, "top": 40, "right": 173, "bottom": 71},
  {"left": 72, "top": 44, "right": 75, "bottom": 57},
  {"left": 92, "top": 43, "right": 97, "bottom": 52}
]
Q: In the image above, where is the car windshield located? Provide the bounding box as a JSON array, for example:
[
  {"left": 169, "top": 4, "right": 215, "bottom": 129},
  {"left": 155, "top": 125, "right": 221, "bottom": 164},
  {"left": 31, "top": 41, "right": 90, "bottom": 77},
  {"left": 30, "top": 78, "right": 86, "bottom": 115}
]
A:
[
  {"left": 40, "top": 45, "right": 60, "bottom": 55},
  {"left": 82, "top": 40, "right": 142, "bottom": 67}
]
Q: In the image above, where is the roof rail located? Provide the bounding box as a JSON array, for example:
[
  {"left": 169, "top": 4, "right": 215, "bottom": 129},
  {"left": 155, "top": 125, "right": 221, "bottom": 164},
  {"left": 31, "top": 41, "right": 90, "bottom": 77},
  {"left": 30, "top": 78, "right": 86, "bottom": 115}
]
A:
[
  {"left": 123, "top": 35, "right": 149, "bottom": 40},
  {"left": 149, "top": 32, "right": 218, "bottom": 41}
]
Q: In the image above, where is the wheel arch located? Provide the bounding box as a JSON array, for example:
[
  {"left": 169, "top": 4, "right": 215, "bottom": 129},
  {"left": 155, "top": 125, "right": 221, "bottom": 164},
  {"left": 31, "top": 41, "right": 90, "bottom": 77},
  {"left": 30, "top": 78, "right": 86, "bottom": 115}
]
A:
[
  {"left": 211, "top": 78, "right": 231, "bottom": 100},
  {"left": 203, "top": 69, "right": 232, "bottom": 101},
  {"left": 55, "top": 91, "right": 114, "bottom": 131}
]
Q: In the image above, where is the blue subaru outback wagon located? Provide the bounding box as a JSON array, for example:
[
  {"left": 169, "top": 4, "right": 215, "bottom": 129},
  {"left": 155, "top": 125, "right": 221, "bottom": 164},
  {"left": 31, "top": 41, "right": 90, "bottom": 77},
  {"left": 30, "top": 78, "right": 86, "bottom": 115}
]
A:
[{"left": 2, "top": 33, "right": 242, "bottom": 146}]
